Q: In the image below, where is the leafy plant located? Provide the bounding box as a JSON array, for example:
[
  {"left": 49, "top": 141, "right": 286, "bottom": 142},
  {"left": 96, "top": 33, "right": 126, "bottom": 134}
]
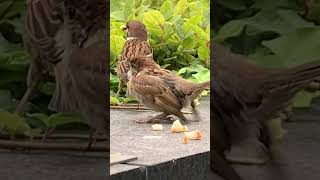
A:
[{"left": 213, "top": 0, "right": 320, "bottom": 108}]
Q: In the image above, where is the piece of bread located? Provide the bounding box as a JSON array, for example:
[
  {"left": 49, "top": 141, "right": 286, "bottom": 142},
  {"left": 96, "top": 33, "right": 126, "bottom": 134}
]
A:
[
  {"left": 171, "top": 120, "right": 188, "bottom": 133},
  {"left": 151, "top": 124, "right": 163, "bottom": 131},
  {"left": 183, "top": 136, "right": 189, "bottom": 144},
  {"left": 184, "top": 130, "right": 202, "bottom": 140}
]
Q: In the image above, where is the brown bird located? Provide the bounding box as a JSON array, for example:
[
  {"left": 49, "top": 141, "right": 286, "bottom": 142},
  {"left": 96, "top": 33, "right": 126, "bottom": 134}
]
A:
[
  {"left": 48, "top": 0, "right": 108, "bottom": 148},
  {"left": 115, "top": 20, "right": 153, "bottom": 97},
  {"left": 15, "top": 0, "right": 65, "bottom": 114},
  {"left": 126, "top": 56, "right": 209, "bottom": 124},
  {"left": 211, "top": 42, "right": 320, "bottom": 180},
  {"left": 20, "top": 0, "right": 108, "bottom": 149}
]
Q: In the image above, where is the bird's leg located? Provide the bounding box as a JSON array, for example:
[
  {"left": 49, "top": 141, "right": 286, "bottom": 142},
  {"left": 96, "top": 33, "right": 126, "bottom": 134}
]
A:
[
  {"left": 133, "top": 113, "right": 174, "bottom": 124},
  {"left": 14, "top": 84, "right": 36, "bottom": 115},
  {"left": 136, "top": 102, "right": 141, "bottom": 110},
  {"left": 191, "top": 100, "right": 201, "bottom": 122},
  {"left": 41, "top": 127, "right": 56, "bottom": 142},
  {"left": 85, "top": 128, "right": 96, "bottom": 151},
  {"left": 226, "top": 121, "right": 270, "bottom": 165},
  {"left": 280, "top": 104, "right": 293, "bottom": 122},
  {"left": 115, "top": 80, "right": 123, "bottom": 97},
  {"left": 15, "top": 61, "right": 41, "bottom": 115}
]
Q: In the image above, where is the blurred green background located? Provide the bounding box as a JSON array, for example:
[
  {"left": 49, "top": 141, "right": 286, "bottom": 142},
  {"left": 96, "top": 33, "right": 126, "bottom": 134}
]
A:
[
  {"left": 212, "top": 0, "right": 320, "bottom": 108},
  {"left": 0, "top": 0, "right": 89, "bottom": 139}
]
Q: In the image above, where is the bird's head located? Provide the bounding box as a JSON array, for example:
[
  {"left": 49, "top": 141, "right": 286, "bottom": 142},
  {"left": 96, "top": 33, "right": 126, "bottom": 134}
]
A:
[{"left": 122, "top": 20, "right": 148, "bottom": 41}]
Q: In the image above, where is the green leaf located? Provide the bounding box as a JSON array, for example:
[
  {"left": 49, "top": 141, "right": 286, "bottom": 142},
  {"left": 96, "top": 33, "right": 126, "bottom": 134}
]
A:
[
  {"left": 251, "top": 0, "right": 299, "bottom": 10},
  {"left": 143, "top": 10, "right": 165, "bottom": 37},
  {"left": 197, "top": 46, "right": 209, "bottom": 60},
  {"left": 183, "top": 21, "right": 209, "bottom": 41},
  {"left": 217, "top": 0, "right": 247, "bottom": 11},
  {"left": 0, "top": 90, "right": 11, "bottom": 109},
  {"left": 160, "top": 0, "right": 173, "bottom": 20},
  {"left": 123, "top": 0, "right": 135, "bottom": 21},
  {"left": 215, "top": 20, "right": 245, "bottom": 42},
  {"left": 26, "top": 113, "right": 49, "bottom": 127},
  {"left": 111, "top": 11, "right": 125, "bottom": 21},
  {"left": 182, "top": 37, "right": 197, "bottom": 50},
  {"left": 110, "top": 96, "right": 121, "bottom": 105},
  {"left": 110, "top": 35, "right": 125, "bottom": 61},
  {"left": 0, "top": 0, "right": 12, "bottom": 18},
  {"left": 47, "top": 112, "right": 87, "bottom": 128},
  {"left": 0, "top": 34, "right": 16, "bottom": 53},
  {"left": 245, "top": 9, "right": 314, "bottom": 36},
  {"left": 0, "top": 110, "right": 30, "bottom": 136},
  {"left": 175, "top": 0, "right": 188, "bottom": 15},
  {"left": 292, "top": 91, "right": 320, "bottom": 108},
  {"left": 39, "top": 82, "right": 55, "bottom": 96},
  {"left": 191, "top": 69, "right": 210, "bottom": 83},
  {"left": 262, "top": 27, "right": 320, "bottom": 67},
  {"left": 3, "top": 0, "right": 25, "bottom": 18},
  {"left": 177, "top": 67, "right": 188, "bottom": 75}
]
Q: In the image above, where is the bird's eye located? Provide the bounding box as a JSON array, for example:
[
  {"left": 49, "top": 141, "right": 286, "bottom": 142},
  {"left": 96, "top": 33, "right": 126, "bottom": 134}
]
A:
[{"left": 121, "top": 26, "right": 128, "bottom": 31}]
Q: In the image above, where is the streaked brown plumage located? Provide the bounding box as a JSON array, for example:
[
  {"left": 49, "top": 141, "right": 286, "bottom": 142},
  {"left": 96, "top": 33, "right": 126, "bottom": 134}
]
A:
[
  {"left": 127, "top": 56, "right": 209, "bottom": 123},
  {"left": 116, "top": 20, "right": 153, "bottom": 97},
  {"left": 15, "top": 0, "right": 65, "bottom": 114},
  {"left": 48, "top": 0, "right": 108, "bottom": 147},
  {"left": 19, "top": 0, "right": 108, "bottom": 149},
  {"left": 211, "top": 42, "right": 320, "bottom": 180}
]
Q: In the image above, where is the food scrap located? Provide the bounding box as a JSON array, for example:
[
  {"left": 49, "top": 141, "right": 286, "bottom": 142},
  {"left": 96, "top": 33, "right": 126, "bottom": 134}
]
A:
[
  {"left": 151, "top": 124, "right": 163, "bottom": 131},
  {"left": 183, "top": 136, "right": 189, "bottom": 144},
  {"left": 171, "top": 120, "right": 188, "bottom": 133},
  {"left": 184, "top": 130, "right": 202, "bottom": 140}
]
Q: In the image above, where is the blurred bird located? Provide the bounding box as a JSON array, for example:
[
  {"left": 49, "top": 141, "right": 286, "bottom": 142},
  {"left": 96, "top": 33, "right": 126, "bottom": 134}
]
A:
[
  {"left": 211, "top": 42, "right": 320, "bottom": 180},
  {"left": 126, "top": 56, "right": 209, "bottom": 124},
  {"left": 116, "top": 20, "right": 153, "bottom": 97},
  {"left": 48, "top": 0, "right": 108, "bottom": 149},
  {"left": 15, "top": 0, "right": 65, "bottom": 114},
  {"left": 19, "top": 0, "right": 108, "bottom": 149}
]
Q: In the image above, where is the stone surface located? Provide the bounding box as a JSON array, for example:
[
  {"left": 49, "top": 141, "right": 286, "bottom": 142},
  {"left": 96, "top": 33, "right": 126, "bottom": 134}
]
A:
[
  {"left": 110, "top": 164, "right": 145, "bottom": 180},
  {"left": 0, "top": 150, "right": 107, "bottom": 180},
  {"left": 211, "top": 118, "right": 320, "bottom": 180},
  {"left": 110, "top": 97, "right": 210, "bottom": 179}
]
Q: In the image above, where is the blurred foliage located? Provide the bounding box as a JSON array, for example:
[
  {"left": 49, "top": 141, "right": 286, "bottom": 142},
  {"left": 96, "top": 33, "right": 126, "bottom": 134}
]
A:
[
  {"left": 110, "top": 0, "right": 210, "bottom": 104},
  {"left": 212, "top": 0, "right": 320, "bottom": 108},
  {"left": 0, "top": 0, "right": 88, "bottom": 138}
]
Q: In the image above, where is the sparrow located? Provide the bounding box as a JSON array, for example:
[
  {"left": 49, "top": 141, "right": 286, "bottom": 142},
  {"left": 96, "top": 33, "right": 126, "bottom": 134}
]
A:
[
  {"left": 126, "top": 56, "right": 210, "bottom": 124},
  {"left": 20, "top": 0, "right": 108, "bottom": 150},
  {"left": 211, "top": 42, "right": 320, "bottom": 180},
  {"left": 115, "top": 20, "right": 153, "bottom": 97},
  {"left": 15, "top": 0, "right": 65, "bottom": 114},
  {"left": 48, "top": 0, "right": 108, "bottom": 150}
]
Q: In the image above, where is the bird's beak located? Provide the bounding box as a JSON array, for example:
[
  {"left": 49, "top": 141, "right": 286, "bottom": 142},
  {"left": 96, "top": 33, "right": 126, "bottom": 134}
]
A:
[{"left": 121, "top": 25, "right": 128, "bottom": 32}]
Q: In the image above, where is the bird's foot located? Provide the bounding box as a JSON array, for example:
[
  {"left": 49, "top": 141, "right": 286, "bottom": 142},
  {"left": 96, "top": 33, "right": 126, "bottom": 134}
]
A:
[
  {"left": 226, "top": 139, "right": 270, "bottom": 165},
  {"left": 136, "top": 103, "right": 141, "bottom": 110},
  {"left": 85, "top": 129, "right": 97, "bottom": 152},
  {"left": 85, "top": 141, "right": 93, "bottom": 151},
  {"left": 133, "top": 116, "right": 175, "bottom": 124}
]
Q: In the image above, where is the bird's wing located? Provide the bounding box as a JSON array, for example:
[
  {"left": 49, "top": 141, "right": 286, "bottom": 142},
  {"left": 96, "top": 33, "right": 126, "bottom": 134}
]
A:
[
  {"left": 25, "top": 0, "right": 64, "bottom": 64},
  {"left": 67, "top": 40, "right": 108, "bottom": 105},
  {"left": 128, "top": 73, "right": 183, "bottom": 115}
]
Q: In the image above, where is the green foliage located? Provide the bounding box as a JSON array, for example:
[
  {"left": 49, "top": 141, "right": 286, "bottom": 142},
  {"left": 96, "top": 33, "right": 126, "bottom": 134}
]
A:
[
  {"left": 26, "top": 112, "right": 87, "bottom": 130},
  {"left": 214, "top": 0, "right": 320, "bottom": 108},
  {"left": 110, "top": 0, "right": 210, "bottom": 103},
  {"left": 0, "top": 1, "right": 87, "bottom": 137},
  {"left": 0, "top": 110, "right": 31, "bottom": 137}
]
